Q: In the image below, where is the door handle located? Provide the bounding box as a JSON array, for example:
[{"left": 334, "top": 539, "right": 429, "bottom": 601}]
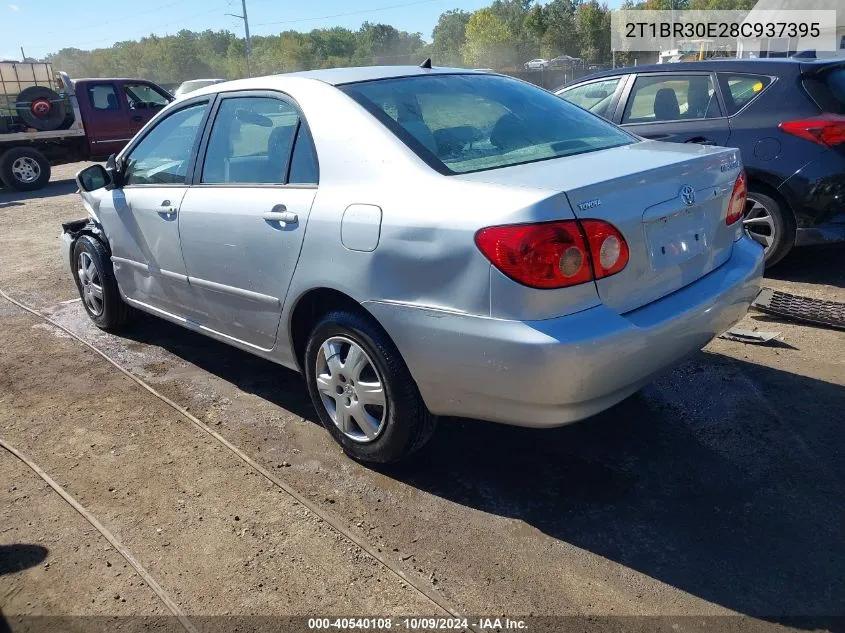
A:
[
  {"left": 158, "top": 199, "right": 177, "bottom": 218},
  {"left": 263, "top": 206, "right": 298, "bottom": 226}
]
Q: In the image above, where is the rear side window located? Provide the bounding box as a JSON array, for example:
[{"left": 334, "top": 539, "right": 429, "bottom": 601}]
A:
[
  {"left": 622, "top": 74, "right": 721, "bottom": 123},
  {"left": 202, "top": 96, "right": 300, "bottom": 184},
  {"left": 88, "top": 84, "right": 120, "bottom": 111},
  {"left": 718, "top": 74, "right": 773, "bottom": 115},
  {"left": 288, "top": 124, "right": 319, "bottom": 185},
  {"left": 558, "top": 77, "right": 623, "bottom": 120},
  {"left": 803, "top": 67, "right": 845, "bottom": 115},
  {"left": 341, "top": 74, "right": 633, "bottom": 175}
]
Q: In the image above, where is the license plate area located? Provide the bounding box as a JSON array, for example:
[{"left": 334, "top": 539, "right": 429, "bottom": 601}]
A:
[{"left": 644, "top": 207, "right": 708, "bottom": 270}]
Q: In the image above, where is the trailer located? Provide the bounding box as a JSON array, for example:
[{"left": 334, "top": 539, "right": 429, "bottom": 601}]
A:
[{"left": 0, "top": 61, "right": 172, "bottom": 191}]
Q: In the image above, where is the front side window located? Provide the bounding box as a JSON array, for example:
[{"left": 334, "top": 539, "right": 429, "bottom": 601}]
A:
[
  {"left": 340, "top": 74, "right": 633, "bottom": 175},
  {"left": 558, "top": 78, "right": 622, "bottom": 120},
  {"left": 123, "top": 103, "right": 207, "bottom": 186},
  {"left": 622, "top": 74, "right": 721, "bottom": 124},
  {"left": 719, "top": 74, "right": 773, "bottom": 115},
  {"left": 124, "top": 83, "right": 170, "bottom": 111},
  {"left": 88, "top": 84, "right": 120, "bottom": 111},
  {"left": 201, "top": 97, "right": 301, "bottom": 184}
]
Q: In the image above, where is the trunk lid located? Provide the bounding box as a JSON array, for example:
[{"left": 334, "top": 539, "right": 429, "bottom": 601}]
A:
[{"left": 458, "top": 141, "right": 743, "bottom": 314}]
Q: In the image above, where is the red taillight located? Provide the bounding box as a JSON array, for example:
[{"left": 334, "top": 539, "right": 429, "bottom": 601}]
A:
[
  {"left": 474, "top": 219, "right": 628, "bottom": 289},
  {"left": 726, "top": 170, "right": 747, "bottom": 226},
  {"left": 580, "top": 220, "right": 629, "bottom": 279},
  {"left": 779, "top": 113, "right": 845, "bottom": 148}
]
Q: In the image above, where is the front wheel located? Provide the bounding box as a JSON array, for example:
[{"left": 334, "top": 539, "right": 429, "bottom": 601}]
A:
[
  {"left": 743, "top": 188, "right": 795, "bottom": 267},
  {"left": 304, "top": 310, "right": 436, "bottom": 464},
  {"left": 71, "top": 235, "right": 131, "bottom": 330}
]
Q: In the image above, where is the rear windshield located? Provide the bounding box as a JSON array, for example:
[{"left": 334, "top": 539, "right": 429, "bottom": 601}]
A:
[
  {"left": 803, "top": 66, "right": 845, "bottom": 114},
  {"left": 340, "top": 74, "right": 634, "bottom": 175}
]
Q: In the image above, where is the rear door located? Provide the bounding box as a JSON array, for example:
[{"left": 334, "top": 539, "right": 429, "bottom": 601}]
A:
[
  {"left": 80, "top": 81, "right": 134, "bottom": 157},
  {"left": 177, "top": 91, "right": 319, "bottom": 350},
  {"left": 616, "top": 72, "right": 731, "bottom": 147}
]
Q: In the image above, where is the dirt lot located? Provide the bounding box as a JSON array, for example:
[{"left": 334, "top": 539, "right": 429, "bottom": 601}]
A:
[{"left": 1, "top": 164, "right": 843, "bottom": 632}]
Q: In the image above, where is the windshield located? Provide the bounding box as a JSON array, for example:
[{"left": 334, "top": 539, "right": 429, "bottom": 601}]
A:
[{"left": 340, "top": 73, "right": 635, "bottom": 175}]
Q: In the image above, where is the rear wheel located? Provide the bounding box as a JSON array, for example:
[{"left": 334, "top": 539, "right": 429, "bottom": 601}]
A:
[
  {"left": 743, "top": 187, "right": 794, "bottom": 267},
  {"left": 304, "top": 310, "right": 436, "bottom": 464},
  {"left": 0, "top": 147, "right": 51, "bottom": 191}
]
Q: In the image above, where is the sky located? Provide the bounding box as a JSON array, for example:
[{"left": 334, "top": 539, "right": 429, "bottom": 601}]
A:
[{"left": 0, "top": 0, "right": 511, "bottom": 60}]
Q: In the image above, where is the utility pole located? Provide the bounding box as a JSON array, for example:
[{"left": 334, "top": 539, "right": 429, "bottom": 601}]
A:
[{"left": 226, "top": 0, "right": 252, "bottom": 77}]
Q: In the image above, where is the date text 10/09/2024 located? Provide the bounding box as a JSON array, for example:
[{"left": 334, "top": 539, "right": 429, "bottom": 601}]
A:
[{"left": 307, "top": 618, "right": 528, "bottom": 630}]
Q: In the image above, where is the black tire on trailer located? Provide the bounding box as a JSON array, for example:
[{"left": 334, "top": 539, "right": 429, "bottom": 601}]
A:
[
  {"left": 0, "top": 147, "right": 51, "bottom": 191},
  {"left": 15, "top": 86, "right": 66, "bottom": 131}
]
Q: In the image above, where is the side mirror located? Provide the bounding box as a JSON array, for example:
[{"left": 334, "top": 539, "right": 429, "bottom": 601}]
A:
[
  {"left": 105, "top": 153, "right": 124, "bottom": 188},
  {"left": 77, "top": 164, "right": 111, "bottom": 192}
]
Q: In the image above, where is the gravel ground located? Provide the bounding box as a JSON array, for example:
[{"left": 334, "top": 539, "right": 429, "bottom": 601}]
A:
[{"left": 1, "top": 164, "right": 843, "bottom": 631}]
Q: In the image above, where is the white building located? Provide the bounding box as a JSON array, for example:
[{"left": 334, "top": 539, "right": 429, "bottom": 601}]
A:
[{"left": 737, "top": 0, "right": 844, "bottom": 59}]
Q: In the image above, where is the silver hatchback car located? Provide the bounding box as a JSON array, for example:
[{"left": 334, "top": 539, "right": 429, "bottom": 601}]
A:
[{"left": 64, "top": 66, "right": 764, "bottom": 463}]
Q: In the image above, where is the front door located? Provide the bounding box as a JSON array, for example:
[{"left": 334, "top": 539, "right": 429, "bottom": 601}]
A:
[
  {"left": 617, "top": 72, "right": 731, "bottom": 147},
  {"left": 177, "top": 93, "right": 320, "bottom": 350},
  {"left": 121, "top": 80, "right": 172, "bottom": 135},
  {"left": 97, "top": 100, "right": 211, "bottom": 317}
]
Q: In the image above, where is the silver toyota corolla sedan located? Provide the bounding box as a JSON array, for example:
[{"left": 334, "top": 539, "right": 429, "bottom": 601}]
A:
[{"left": 63, "top": 66, "right": 764, "bottom": 463}]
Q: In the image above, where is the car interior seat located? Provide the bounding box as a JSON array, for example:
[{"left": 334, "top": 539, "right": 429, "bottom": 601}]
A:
[{"left": 653, "top": 88, "right": 681, "bottom": 121}]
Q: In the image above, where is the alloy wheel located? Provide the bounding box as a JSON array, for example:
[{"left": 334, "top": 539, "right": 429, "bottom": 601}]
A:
[
  {"left": 11, "top": 157, "right": 41, "bottom": 184},
  {"left": 315, "top": 336, "right": 387, "bottom": 443},
  {"left": 743, "top": 196, "right": 776, "bottom": 252},
  {"left": 77, "top": 252, "right": 104, "bottom": 316}
]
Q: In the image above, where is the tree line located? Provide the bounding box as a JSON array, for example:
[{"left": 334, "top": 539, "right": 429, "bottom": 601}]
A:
[{"left": 43, "top": 0, "right": 755, "bottom": 85}]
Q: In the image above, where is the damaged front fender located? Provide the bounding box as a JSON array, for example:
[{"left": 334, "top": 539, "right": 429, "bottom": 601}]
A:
[{"left": 61, "top": 217, "right": 106, "bottom": 274}]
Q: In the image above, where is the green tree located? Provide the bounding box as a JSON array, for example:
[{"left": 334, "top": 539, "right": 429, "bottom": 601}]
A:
[
  {"left": 461, "top": 8, "right": 513, "bottom": 68},
  {"left": 431, "top": 10, "right": 471, "bottom": 66}
]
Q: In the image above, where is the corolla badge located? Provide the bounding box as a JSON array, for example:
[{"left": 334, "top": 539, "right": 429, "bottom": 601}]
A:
[{"left": 680, "top": 185, "right": 696, "bottom": 207}]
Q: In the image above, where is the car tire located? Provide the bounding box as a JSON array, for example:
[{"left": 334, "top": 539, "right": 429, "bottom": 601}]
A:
[
  {"left": 0, "top": 147, "right": 51, "bottom": 191},
  {"left": 71, "top": 235, "right": 132, "bottom": 330},
  {"left": 744, "top": 187, "right": 794, "bottom": 267},
  {"left": 304, "top": 309, "right": 436, "bottom": 464}
]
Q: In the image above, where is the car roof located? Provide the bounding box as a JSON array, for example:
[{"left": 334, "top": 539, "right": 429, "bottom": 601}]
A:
[
  {"left": 281, "top": 65, "right": 477, "bottom": 85},
  {"left": 559, "top": 58, "right": 842, "bottom": 87}
]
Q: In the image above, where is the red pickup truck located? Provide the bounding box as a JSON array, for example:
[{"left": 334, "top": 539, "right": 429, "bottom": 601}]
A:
[{"left": 0, "top": 64, "right": 173, "bottom": 191}]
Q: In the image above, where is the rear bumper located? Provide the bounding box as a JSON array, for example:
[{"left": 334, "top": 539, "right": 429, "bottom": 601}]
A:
[{"left": 365, "top": 236, "right": 764, "bottom": 428}]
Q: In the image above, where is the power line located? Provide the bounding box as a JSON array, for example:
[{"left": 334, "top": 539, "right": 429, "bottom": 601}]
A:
[{"left": 225, "top": 0, "right": 252, "bottom": 77}]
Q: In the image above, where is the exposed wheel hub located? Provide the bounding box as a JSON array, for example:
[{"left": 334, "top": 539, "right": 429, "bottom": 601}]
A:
[
  {"left": 77, "top": 251, "right": 104, "bottom": 316},
  {"left": 11, "top": 157, "right": 40, "bottom": 184},
  {"left": 315, "top": 336, "right": 387, "bottom": 443},
  {"left": 31, "top": 98, "right": 51, "bottom": 116},
  {"left": 743, "top": 196, "right": 776, "bottom": 252}
]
